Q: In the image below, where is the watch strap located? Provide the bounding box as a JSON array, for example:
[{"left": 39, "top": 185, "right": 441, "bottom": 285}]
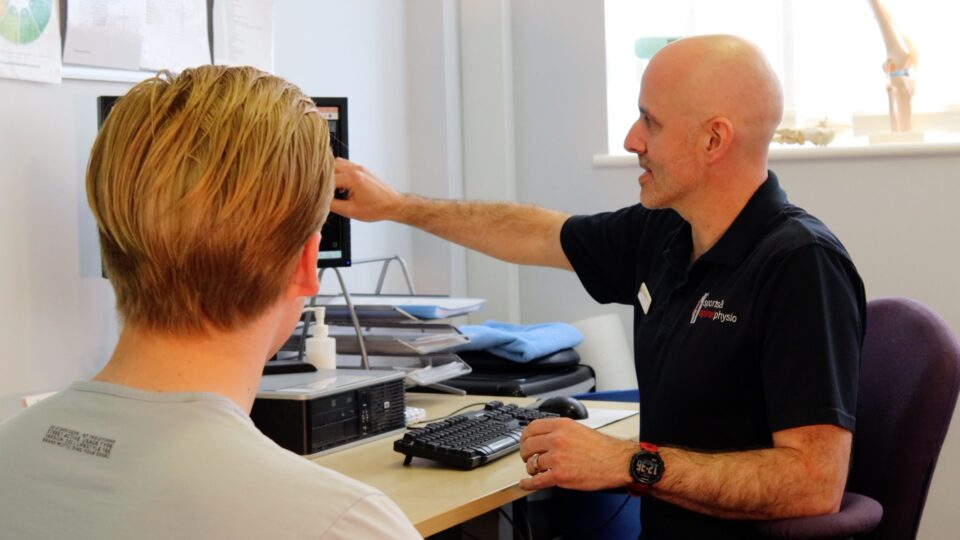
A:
[{"left": 638, "top": 441, "right": 658, "bottom": 453}]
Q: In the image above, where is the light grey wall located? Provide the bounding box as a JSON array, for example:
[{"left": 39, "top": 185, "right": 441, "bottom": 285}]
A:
[
  {"left": 0, "top": 77, "right": 131, "bottom": 420},
  {"left": 510, "top": 0, "right": 635, "bottom": 331},
  {"left": 505, "top": 1, "right": 960, "bottom": 538},
  {"left": 404, "top": 0, "right": 468, "bottom": 298}
]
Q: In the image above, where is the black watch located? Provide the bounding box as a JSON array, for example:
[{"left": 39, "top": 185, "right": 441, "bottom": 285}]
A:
[{"left": 627, "top": 442, "right": 664, "bottom": 496}]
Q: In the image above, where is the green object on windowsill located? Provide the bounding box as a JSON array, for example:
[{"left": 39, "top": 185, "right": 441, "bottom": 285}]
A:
[{"left": 634, "top": 36, "right": 682, "bottom": 59}]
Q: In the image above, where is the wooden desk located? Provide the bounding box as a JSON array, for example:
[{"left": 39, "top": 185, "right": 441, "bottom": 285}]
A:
[{"left": 310, "top": 393, "right": 640, "bottom": 537}]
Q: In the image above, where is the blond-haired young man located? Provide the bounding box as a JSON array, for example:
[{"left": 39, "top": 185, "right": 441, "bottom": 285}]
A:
[{"left": 0, "top": 66, "right": 421, "bottom": 539}]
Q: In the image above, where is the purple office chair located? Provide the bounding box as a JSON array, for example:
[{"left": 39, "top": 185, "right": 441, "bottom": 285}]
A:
[{"left": 756, "top": 297, "right": 960, "bottom": 539}]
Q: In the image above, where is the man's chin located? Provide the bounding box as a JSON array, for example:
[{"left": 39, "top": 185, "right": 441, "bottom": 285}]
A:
[{"left": 640, "top": 190, "right": 663, "bottom": 210}]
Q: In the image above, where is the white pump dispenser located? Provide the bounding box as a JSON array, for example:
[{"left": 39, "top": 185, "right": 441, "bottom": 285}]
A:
[{"left": 304, "top": 307, "right": 337, "bottom": 371}]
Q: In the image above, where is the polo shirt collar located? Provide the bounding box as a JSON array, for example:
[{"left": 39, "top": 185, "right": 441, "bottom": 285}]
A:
[
  {"left": 663, "top": 171, "right": 788, "bottom": 269},
  {"left": 699, "top": 171, "right": 787, "bottom": 266}
]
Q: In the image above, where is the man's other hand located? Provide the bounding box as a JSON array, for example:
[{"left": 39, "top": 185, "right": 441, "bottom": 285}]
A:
[{"left": 519, "top": 417, "right": 636, "bottom": 491}]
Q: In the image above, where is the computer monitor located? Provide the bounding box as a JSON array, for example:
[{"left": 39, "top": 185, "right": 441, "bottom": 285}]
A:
[
  {"left": 311, "top": 97, "right": 351, "bottom": 268},
  {"left": 95, "top": 94, "right": 352, "bottom": 269}
]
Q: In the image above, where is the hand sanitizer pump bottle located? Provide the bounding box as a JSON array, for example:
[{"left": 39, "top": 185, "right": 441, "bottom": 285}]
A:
[{"left": 305, "top": 307, "right": 337, "bottom": 371}]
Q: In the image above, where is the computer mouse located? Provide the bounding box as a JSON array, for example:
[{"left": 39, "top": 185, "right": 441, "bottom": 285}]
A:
[{"left": 535, "top": 396, "right": 589, "bottom": 420}]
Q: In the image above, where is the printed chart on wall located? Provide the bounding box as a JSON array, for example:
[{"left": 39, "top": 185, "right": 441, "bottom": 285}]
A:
[
  {"left": 213, "top": 0, "right": 273, "bottom": 72},
  {"left": 0, "top": 0, "right": 61, "bottom": 83}
]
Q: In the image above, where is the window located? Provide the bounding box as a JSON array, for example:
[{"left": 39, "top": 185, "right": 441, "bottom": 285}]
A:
[{"left": 604, "top": 0, "right": 960, "bottom": 153}]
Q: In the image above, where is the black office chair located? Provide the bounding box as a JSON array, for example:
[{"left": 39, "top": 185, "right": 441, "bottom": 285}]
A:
[{"left": 755, "top": 297, "right": 960, "bottom": 539}]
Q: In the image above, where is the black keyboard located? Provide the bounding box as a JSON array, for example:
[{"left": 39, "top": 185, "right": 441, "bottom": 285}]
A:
[{"left": 394, "top": 401, "right": 558, "bottom": 469}]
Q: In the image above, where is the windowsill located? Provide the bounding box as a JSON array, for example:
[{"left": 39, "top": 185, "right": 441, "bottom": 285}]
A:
[{"left": 594, "top": 139, "right": 960, "bottom": 168}]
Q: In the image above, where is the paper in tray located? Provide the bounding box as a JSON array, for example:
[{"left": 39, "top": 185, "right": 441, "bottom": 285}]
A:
[
  {"left": 333, "top": 354, "right": 473, "bottom": 388},
  {"left": 319, "top": 295, "right": 485, "bottom": 320},
  {"left": 328, "top": 323, "right": 469, "bottom": 356},
  {"left": 322, "top": 304, "right": 419, "bottom": 324},
  {"left": 397, "top": 354, "right": 473, "bottom": 387}
]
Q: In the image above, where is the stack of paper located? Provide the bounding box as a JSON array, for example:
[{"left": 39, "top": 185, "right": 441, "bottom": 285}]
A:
[
  {"left": 327, "top": 323, "right": 469, "bottom": 356},
  {"left": 321, "top": 295, "right": 485, "bottom": 320},
  {"left": 322, "top": 305, "right": 418, "bottom": 324},
  {"left": 333, "top": 354, "right": 473, "bottom": 388}
]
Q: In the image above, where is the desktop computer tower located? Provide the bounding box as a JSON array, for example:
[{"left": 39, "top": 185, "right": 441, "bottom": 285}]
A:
[{"left": 251, "top": 369, "right": 407, "bottom": 456}]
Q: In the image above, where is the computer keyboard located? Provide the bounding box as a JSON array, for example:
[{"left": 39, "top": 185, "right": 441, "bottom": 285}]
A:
[{"left": 394, "top": 401, "right": 558, "bottom": 469}]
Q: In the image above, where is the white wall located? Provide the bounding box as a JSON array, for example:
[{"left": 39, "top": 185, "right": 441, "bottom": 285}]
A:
[
  {"left": 0, "top": 77, "right": 131, "bottom": 420},
  {"left": 404, "top": 0, "right": 468, "bottom": 298}
]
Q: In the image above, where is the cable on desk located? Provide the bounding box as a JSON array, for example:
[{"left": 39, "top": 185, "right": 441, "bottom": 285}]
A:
[
  {"left": 510, "top": 499, "right": 535, "bottom": 540},
  {"left": 409, "top": 402, "right": 488, "bottom": 426},
  {"left": 579, "top": 493, "right": 632, "bottom": 539}
]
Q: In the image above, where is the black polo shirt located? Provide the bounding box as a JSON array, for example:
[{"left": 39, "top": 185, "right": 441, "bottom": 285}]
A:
[{"left": 560, "top": 172, "right": 865, "bottom": 539}]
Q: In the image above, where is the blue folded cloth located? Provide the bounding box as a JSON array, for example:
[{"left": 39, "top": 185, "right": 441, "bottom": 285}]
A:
[{"left": 454, "top": 320, "right": 584, "bottom": 363}]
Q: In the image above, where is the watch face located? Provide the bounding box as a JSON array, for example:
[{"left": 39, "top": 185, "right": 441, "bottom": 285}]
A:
[{"left": 631, "top": 451, "right": 664, "bottom": 485}]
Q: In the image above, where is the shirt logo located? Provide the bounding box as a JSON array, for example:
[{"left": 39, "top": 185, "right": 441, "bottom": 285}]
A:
[
  {"left": 690, "top": 293, "right": 738, "bottom": 324},
  {"left": 42, "top": 425, "right": 115, "bottom": 458}
]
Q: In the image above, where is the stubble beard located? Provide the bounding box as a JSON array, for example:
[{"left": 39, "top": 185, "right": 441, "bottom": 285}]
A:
[
  {"left": 639, "top": 160, "right": 703, "bottom": 211},
  {"left": 639, "top": 161, "right": 672, "bottom": 210}
]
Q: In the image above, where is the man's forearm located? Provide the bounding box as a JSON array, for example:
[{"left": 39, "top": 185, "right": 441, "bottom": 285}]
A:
[
  {"left": 518, "top": 420, "right": 848, "bottom": 521},
  {"left": 394, "top": 195, "right": 572, "bottom": 270},
  {"left": 331, "top": 159, "right": 570, "bottom": 268},
  {"left": 653, "top": 426, "right": 850, "bottom": 520}
]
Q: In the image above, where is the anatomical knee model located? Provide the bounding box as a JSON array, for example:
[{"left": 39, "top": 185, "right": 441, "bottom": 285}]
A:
[{"left": 867, "top": 0, "right": 918, "bottom": 132}]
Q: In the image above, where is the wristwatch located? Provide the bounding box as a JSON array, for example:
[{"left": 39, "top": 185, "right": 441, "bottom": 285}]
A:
[{"left": 627, "top": 442, "right": 664, "bottom": 496}]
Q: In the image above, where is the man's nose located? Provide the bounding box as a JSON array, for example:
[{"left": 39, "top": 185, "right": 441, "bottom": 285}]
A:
[{"left": 624, "top": 123, "right": 645, "bottom": 155}]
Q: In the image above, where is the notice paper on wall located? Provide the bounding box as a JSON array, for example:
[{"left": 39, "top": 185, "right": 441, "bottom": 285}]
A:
[
  {"left": 63, "top": 0, "right": 209, "bottom": 73},
  {"left": 63, "top": 0, "right": 144, "bottom": 70},
  {"left": 140, "top": 0, "right": 210, "bottom": 72},
  {"left": 213, "top": 0, "right": 273, "bottom": 72},
  {"left": 0, "top": 0, "right": 62, "bottom": 83}
]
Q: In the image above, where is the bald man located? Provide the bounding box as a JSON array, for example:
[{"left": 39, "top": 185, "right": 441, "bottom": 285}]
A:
[{"left": 333, "top": 35, "right": 865, "bottom": 539}]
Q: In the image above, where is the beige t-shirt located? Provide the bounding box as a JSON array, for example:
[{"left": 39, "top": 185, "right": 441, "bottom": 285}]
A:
[{"left": 0, "top": 381, "right": 421, "bottom": 540}]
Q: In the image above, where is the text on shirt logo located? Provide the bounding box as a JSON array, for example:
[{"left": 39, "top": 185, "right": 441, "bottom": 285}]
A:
[
  {"left": 690, "top": 293, "right": 738, "bottom": 324},
  {"left": 42, "top": 425, "right": 115, "bottom": 458}
]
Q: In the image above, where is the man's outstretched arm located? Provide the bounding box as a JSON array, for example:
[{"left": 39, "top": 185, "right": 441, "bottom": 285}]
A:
[{"left": 332, "top": 158, "right": 573, "bottom": 270}]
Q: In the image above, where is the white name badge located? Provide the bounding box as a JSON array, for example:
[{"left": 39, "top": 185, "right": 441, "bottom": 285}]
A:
[{"left": 637, "top": 282, "right": 652, "bottom": 315}]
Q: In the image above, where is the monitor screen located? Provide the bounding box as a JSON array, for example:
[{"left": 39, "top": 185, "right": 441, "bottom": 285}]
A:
[
  {"left": 96, "top": 94, "right": 352, "bottom": 269},
  {"left": 311, "top": 97, "right": 351, "bottom": 268}
]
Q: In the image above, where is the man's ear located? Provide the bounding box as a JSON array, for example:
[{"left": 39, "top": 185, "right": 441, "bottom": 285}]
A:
[
  {"left": 703, "top": 117, "right": 734, "bottom": 163},
  {"left": 287, "top": 232, "right": 321, "bottom": 299}
]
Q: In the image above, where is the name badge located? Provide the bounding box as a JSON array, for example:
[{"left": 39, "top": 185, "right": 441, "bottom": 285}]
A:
[{"left": 637, "top": 282, "right": 652, "bottom": 314}]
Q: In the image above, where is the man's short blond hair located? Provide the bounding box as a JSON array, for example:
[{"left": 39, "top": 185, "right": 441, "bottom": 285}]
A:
[{"left": 87, "top": 65, "right": 334, "bottom": 334}]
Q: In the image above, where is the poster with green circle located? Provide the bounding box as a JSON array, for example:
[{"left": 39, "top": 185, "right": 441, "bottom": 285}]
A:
[{"left": 0, "top": 0, "right": 53, "bottom": 45}]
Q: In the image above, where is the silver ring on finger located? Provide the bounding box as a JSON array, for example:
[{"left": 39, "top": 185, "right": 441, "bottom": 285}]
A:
[{"left": 531, "top": 452, "right": 541, "bottom": 473}]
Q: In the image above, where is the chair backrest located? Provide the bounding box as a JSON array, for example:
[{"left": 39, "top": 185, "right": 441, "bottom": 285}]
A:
[
  {"left": 572, "top": 313, "right": 636, "bottom": 391},
  {"left": 849, "top": 297, "right": 960, "bottom": 540}
]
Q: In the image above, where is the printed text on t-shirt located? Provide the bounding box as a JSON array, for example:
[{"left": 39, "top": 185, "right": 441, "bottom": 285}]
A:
[
  {"left": 42, "top": 425, "right": 115, "bottom": 458},
  {"left": 690, "top": 293, "right": 738, "bottom": 324}
]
